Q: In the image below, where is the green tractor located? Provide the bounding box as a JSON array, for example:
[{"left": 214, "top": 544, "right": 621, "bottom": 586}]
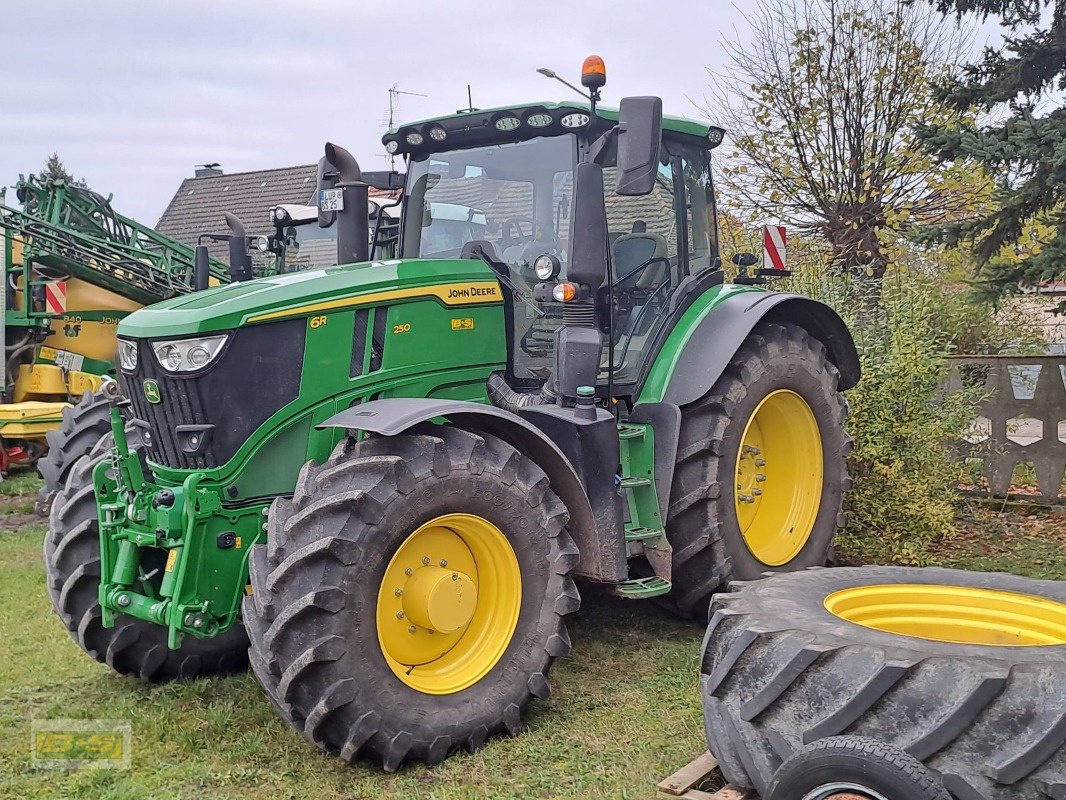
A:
[{"left": 45, "top": 60, "right": 858, "bottom": 770}]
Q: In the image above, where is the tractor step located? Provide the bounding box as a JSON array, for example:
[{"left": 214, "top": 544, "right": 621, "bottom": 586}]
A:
[
  {"left": 618, "top": 476, "right": 653, "bottom": 488},
  {"left": 616, "top": 424, "right": 646, "bottom": 440},
  {"left": 612, "top": 576, "right": 672, "bottom": 599},
  {"left": 624, "top": 525, "right": 666, "bottom": 542}
]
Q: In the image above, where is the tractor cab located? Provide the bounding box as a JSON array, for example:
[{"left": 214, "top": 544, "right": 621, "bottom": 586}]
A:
[{"left": 388, "top": 97, "right": 726, "bottom": 394}]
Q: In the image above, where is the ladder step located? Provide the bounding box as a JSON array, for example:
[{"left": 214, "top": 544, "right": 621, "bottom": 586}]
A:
[
  {"left": 617, "top": 424, "right": 645, "bottom": 440},
  {"left": 619, "top": 476, "right": 652, "bottom": 489},
  {"left": 624, "top": 525, "right": 666, "bottom": 542},
  {"left": 612, "top": 576, "right": 672, "bottom": 599}
]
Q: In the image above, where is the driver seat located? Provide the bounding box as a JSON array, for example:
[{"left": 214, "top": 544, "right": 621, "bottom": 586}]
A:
[{"left": 612, "top": 222, "right": 669, "bottom": 288}]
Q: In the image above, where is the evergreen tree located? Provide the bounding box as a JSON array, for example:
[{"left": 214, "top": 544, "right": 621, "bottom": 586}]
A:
[
  {"left": 39, "top": 152, "right": 89, "bottom": 188},
  {"left": 919, "top": 0, "right": 1066, "bottom": 300}
]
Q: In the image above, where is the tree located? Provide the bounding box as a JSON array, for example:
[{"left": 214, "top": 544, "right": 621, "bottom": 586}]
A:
[
  {"left": 711, "top": 0, "right": 983, "bottom": 281},
  {"left": 918, "top": 0, "right": 1066, "bottom": 302},
  {"left": 38, "top": 152, "right": 88, "bottom": 189}
]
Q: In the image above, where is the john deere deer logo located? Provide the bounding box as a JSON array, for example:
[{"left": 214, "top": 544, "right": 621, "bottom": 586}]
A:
[{"left": 143, "top": 379, "right": 161, "bottom": 404}]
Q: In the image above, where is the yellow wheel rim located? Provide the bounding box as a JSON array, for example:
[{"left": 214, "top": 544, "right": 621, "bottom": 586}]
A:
[
  {"left": 376, "top": 513, "right": 522, "bottom": 695},
  {"left": 734, "top": 389, "right": 823, "bottom": 566},
  {"left": 825, "top": 584, "right": 1066, "bottom": 646}
]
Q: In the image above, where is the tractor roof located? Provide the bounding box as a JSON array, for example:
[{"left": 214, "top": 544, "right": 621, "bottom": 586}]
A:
[{"left": 383, "top": 100, "right": 720, "bottom": 158}]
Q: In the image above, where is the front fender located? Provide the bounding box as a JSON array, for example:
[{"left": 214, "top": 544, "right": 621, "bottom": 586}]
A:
[
  {"left": 318, "top": 398, "right": 621, "bottom": 582},
  {"left": 637, "top": 288, "right": 860, "bottom": 407}
]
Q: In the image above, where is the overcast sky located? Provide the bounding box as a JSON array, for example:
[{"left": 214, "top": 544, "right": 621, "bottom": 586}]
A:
[{"left": 1, "top": 1, "right": 1001, "bottom": 225}]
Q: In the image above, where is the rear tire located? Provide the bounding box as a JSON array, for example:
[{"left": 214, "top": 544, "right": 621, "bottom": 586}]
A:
[
  {"left": 245, "top": 427, "right": 580, "bottom": 770},
  {"left": 665, "top": 322, "right": 850, "bottom": 619},
  {"left": 36, "top": 388, "right": 113, "bottom": 517},
  {"left": 45, "top": 447, "right": 249, "bottom": 680},
  {"left": 701, "top": 566, "right": 1066, "bottom": 799},
  {"left": 765, "top": 736, "right": 952, "bottom": 800}
]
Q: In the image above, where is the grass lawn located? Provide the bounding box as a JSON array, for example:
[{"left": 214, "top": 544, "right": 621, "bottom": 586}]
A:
[
  {"left": 3, "top": 469, "right": 1062, "bottom": 799},
  {"left": 0, "top": 471, "right": 706, "bottom": 800}
]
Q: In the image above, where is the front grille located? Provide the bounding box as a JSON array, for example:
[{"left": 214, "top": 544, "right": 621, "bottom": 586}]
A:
[{"left": 122, "top": 319, "right": 305, "bottom": 470}]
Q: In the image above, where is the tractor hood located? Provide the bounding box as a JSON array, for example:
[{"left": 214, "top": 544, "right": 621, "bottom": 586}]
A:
[{"left": 117, "top": 258, "right": 502, "bottom": 338}]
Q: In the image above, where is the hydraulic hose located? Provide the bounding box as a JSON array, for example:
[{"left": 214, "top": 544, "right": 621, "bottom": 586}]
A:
[{"left": 486, "top": 371, "right": 554, "bottom": 412}]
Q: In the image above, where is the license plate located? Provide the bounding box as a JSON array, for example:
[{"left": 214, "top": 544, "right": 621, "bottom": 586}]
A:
[
  {"left": 54, "top": 349, "right": 85, "bottom": 372},
  {"left": 319, "top": 188, "right": 344, "bottom": 212}
]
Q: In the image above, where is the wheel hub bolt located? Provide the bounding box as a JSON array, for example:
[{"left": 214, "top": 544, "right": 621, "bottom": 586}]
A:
[
  {"left": 408, "top": 625, "right": 417, "bottom": 634},
  {"left": 738, "top": 494, "right": 755, "bottom": 504},
  {"left": 394, "top": 588, "right": 403, "bottom": 597},
  {"left": 421, "top": 556, "right": 431, "bottom": 565},
  {"left": 755, "top": 458, "right": 767, "bottom": 467},
  {"left": 404, "top": 567, "right": 413, "bottom": 576},
  {"left": 439, "top": 559, "right": 448, "bottom": 567},
  {"left": 756, "top": 474, "right": 766, "bottom": 482},
  {"left": 395, "top": 611, "right": 405, "bottom": 619},
  {"left": 753, "top": 488, "right": 763, "bottom": 496}
]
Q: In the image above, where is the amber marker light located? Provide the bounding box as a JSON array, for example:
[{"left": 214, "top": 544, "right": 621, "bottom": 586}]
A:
[{"left": 552, "top": 282, "right": 578, "bottom": 302}]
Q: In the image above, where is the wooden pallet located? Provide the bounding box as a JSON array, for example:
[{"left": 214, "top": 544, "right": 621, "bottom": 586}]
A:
[{"left": 656, "top": 752, "right": 749, "bottom": 799}]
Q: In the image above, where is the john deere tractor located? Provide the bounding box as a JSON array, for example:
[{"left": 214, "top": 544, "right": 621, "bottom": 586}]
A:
[{"left": 45, "top": 59, "right": 858, "bottom": 770}]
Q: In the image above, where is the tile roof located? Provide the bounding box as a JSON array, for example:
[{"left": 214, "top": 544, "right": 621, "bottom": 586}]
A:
[
  {"left": 156, "top": 165, "right": 398, "bottom": 264},
  {"left": 156, "top": 165, "right": 319, "bottom": 260}
]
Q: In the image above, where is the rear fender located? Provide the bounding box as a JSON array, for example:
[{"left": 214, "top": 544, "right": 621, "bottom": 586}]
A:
[
  {"left": 637, "top": 290, "right": 859, "bottom": 408},
  {"left": 318, "top": 398, "right": 626, "bottom": 582}
]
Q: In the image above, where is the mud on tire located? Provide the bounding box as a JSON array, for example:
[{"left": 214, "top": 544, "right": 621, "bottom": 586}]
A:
[
  {"left": 700, "top": 566, "right": 1066, "bottom": 799},
  {"left": 244, "top": 426, "right": 580, "bottom": 770}
]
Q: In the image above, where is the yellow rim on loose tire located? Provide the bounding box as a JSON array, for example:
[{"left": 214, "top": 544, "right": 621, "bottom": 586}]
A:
[
  {"left": 734, "top": 389, "right": 823, "bottom": 566},
  {"left": 825, "top": 584, "right": 1066, "bottom": 646},
  {"left": 376, "top": 513, "right": 522, "bottom": 695}
]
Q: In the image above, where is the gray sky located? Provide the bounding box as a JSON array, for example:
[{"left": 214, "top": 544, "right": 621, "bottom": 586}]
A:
[{"left": 1, "top": 1, "right": 1000, "bottom": 225}]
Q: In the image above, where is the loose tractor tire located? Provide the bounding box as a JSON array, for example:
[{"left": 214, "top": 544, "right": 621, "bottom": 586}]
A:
[
  {"left": 765, "top": 736, "right": 952, "bottom": 800},
  {"left": 701, "top": 566, "right": 1066, "bottom": 799},
  {"left": 666, "top": 322, "right": 850, "bottom": 618},
  {"left": 244, "top": 427, "right": 579, "bottom": 770}
]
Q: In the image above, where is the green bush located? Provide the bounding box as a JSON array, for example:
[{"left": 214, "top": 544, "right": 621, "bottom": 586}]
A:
[{"left": 777, "top": 255, "right": 1027, "bottom": 564}]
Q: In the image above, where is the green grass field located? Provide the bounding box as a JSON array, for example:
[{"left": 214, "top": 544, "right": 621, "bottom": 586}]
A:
[
  {"left": 2, "top": 471, "right": 1062, "bottom": 800},
  {"left": 0, "top": 472, "right": 706, "bottom": 800}
]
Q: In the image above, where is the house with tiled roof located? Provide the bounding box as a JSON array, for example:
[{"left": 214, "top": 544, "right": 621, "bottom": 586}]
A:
[
  {"left": 156, "top": 164, "right": 319, "bottom": 262},
  {"left": 155, "top": 163, "right": 399, "bottom": 268}
]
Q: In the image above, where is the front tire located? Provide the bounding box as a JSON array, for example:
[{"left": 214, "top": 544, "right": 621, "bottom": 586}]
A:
[
  {"left": 36, "top": 388, "right": 113, "bottom": 516},
  {"left": 245, "top": 426, "right": 580, "bottom": 770},
  {"left": 44, "top": 447, "right": 249, "bottom": 680},
  {"left": 665, "top": 322, "right": 851, "bottom": 618}
]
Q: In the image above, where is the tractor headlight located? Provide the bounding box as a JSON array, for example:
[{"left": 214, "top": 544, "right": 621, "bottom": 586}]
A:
[
  {"left": 151, "top": 334, "right": 228, "bottom": 373},
  {"left": 117, "top": 339, "right": 138, "bottom": 371},
  {"left": 561, "top": 113, "right": 590, "bottom": 129},
  {"left": 534, "top": 253, "right": 561, "bottom": 281}
]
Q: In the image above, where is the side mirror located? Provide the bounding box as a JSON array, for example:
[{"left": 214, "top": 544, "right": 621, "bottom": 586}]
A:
[
  {"left": 731, "top": 252, "right": 758, "bottom": 268},
  {"left": 615, "top": 96, "right": 663, "bottom": 196}
]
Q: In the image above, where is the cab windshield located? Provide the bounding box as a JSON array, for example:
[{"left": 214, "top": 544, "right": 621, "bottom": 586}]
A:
[
  {"left": 401, "top": 131, "right": 719, "bottom": 387},
  {"left": 402, "top": 135, "right": 576, "bottom": 380}
]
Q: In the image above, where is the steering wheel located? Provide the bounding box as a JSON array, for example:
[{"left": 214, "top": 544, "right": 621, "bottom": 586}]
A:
[{"left": 501, "top": 216, "right": 537, "bottom": 250}]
